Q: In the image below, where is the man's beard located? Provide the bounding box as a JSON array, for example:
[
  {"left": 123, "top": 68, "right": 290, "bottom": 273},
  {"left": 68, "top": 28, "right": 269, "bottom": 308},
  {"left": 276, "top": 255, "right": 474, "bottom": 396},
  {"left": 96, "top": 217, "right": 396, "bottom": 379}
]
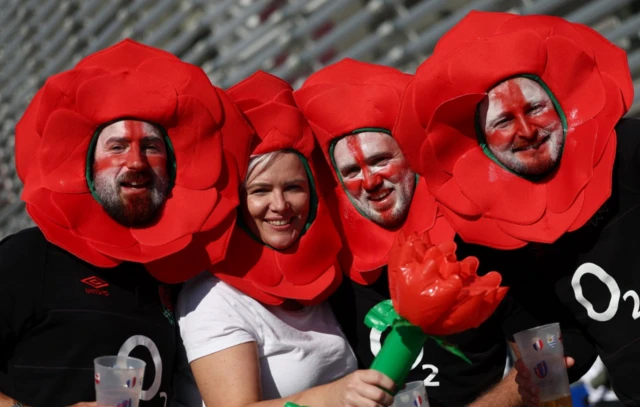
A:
[
  {"left": 492, "top": 129, "right": 564, "bottom": 176},
  {"left": 355, "top": 173, "right": 416, "bottom": 229},
  {"left": 94, "top": 170, "right": 169, "bottom": 227}
]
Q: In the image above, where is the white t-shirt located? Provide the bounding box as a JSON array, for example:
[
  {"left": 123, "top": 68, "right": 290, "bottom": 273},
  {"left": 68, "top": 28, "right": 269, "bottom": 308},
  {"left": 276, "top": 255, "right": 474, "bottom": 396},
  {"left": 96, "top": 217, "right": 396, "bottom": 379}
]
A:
[{"left": 176, "top": 273, "right": 357, "bottom": 402}]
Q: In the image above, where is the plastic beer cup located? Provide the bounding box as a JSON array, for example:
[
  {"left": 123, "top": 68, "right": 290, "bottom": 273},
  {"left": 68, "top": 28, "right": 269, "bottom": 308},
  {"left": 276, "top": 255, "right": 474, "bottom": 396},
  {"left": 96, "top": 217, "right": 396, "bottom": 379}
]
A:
[
  {"left": 391, "top": 381, "right": 429, "bottom": 407},
  {"left": 514, "top": 323, "right": 572, "bottom": 407},
  {"left": 94, "top": 355, "right": 145, "bottom": 407}
]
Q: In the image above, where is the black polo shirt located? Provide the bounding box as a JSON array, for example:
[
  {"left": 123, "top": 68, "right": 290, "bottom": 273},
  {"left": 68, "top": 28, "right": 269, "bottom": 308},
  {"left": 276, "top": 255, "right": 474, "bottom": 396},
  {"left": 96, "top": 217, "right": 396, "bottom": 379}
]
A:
[{"left": 0, "top": 227, "right": 178, "bottom": 407}]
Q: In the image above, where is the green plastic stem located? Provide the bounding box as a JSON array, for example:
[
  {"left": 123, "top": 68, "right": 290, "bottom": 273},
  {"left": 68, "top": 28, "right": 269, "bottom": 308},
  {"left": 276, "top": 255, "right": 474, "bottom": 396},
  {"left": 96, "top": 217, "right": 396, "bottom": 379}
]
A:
[{"left": 369, "top": 320, "right": 428, "bottom": 389}]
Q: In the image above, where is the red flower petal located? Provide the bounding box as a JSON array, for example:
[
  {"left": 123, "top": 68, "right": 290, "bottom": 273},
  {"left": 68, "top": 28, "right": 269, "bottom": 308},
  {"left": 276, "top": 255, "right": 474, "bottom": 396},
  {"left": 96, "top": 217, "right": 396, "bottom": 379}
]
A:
[
  {"left": 34, "top": 67, "right": 107, "bottom": 135},
  {"left": 137, "top": 58, "right": 225, "bottom": 123},
  {"left": 541, "top": 36, "right": 604, "bottom": 128},
  {"left": 421, "top": 142, "right": 453, "bottom": 195},
  {"left": 145, "top": 213, "right": 237, "bottom": 283},
  {"left": 76, "top": 71, "right": 177, "bottom": 125},
  {"left": 496, "top": 193, "right": 585, "bottom": 243},
  {"left": 477, "top": 287, "right": 508, "bottom": 323},
  {"left": 75, "top": 39, "right": 179, "bottom": 72},
  {"left": 571, "top": 24, "right": 634, "bottom": 111},
  {"left": 395, "top": 275, "right": 463, "bottom": 329},
  {"left": 276, "top": 203, "right": 342, "bottom": 286},
  {"left": 569, "top": 133, "right": 615, "bottom": 231},
  {"left": 435, "top": 11, "right": 515, "bottom": 53},
  {"left": 21, "top": 187, "right": 69, "bottom": 227},
  {"left": 168, "top": 96, "right": 223, "bottom": 190},
  {"left": 403, "top": 178, "right": 441, "bottom": 232},
  {"left": 89, "top": 234, "right": 192, "bottom": 264},
  {"left": 454, "top": 147, "right": 546, "bottom": 224},
  {"left": 427, "top": 95, "right": 485, "bottom": 174},
  {"left": 428, "top": 214, "right": 457, "bottom": 245},
  {"left": 437, "top": 178, "right": 482, "bottom": 217},
  {"left": 49, "top": 192, "right": 138, "bottom": 247},
  {"left": 26, "top": 204, "right": 120, "bottom": 268},
  {"left": 38, "top": 110, "right": 94, "bottom": 193},
  {"left": 130, "top": 185, "right": 218, "bottom": 246},
  {"left": 440, "top": 205, "right": 526, "bottom": 249},
  {"left": 545, "top": 120, "right": 597, "bottom": 213},
  {"left": 252, "top": 264, "right": 341, "bottom": 302},
  {"left": 446, "top": 30, "right": 547, "bottom": 92},
  {"left": 429, "top": 293, "right": 485, "bottom": 336}
]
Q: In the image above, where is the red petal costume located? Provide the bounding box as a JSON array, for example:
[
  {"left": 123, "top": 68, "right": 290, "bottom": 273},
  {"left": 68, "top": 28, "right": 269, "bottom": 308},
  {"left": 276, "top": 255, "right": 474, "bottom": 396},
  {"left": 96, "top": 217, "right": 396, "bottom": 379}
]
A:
[
  {"left": 294, "top": 59, "right": 454, "bottom": 285},
  {"left": 211, "top": 71, "right": 343, "bottom": 305},
  {"left": 15, "top": 39, "right": 254, "bottom": 282},
  {"left": 393, "top": 11, "right": 633, "bottom": 249}
]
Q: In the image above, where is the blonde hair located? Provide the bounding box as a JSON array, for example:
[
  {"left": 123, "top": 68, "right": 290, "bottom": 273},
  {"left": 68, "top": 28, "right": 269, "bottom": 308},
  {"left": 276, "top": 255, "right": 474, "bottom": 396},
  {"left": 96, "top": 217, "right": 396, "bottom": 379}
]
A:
[{"left": 243, "top": 150, "right": 289, "bottom": 189}]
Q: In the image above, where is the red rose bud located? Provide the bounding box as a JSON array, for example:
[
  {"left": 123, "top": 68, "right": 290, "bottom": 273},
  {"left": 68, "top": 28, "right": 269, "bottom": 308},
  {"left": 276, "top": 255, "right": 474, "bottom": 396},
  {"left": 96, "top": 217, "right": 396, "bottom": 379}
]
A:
[{"left": 388, "top": 231, "right": 508, "bottom": 336}]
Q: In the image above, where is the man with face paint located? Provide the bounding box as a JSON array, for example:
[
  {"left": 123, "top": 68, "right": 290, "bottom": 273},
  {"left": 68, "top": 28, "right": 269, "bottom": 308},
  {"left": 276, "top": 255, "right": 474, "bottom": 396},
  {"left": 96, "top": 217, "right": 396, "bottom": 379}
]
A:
[
  {"left": 295, "top": 59, "right": 513, "bottom": 407},
  {"left": 393, "top": 11, "right": 637, "bottom": 406},
  {"left": 92, "top": 120, "right": 170, "bottom": 227},
  {"left": 479, "top": 77, "right": 564, "bottom": 177},
  {"left": 0, "top": 40, "right": 253, "bottom": 407},
  {"left": 332, "top": 132, "right": 416, "bottom": 229}
]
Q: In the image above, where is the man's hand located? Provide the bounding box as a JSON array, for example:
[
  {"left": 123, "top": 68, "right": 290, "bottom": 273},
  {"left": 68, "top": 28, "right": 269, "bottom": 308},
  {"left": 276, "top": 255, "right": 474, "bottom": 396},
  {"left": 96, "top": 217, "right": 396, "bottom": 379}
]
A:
[{"left": 514, "top": 357, "right": 574, "bottom": 407}]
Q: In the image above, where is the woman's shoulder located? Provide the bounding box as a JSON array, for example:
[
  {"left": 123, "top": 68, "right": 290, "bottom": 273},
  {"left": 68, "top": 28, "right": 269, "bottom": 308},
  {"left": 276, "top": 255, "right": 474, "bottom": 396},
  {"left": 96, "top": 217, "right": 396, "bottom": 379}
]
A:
[{"left": 178, "top": 273, "right": 252, "bottom": 315}]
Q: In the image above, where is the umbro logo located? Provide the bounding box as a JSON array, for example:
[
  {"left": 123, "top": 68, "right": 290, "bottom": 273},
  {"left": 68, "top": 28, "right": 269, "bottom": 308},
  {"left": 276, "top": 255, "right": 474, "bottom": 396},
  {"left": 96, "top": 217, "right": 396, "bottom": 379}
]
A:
[{"left": 81, "top": 276, "right": 110, "bottom": 296}]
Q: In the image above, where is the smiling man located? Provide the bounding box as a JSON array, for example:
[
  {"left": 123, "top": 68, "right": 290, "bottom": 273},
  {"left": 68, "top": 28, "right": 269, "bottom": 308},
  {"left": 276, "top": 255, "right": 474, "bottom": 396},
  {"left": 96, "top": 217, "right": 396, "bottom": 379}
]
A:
[
  {"left": 478, "top": 77, "right": 564, "bottom": 176},
  {"left": 294, "top": 59, "right": 510, "bottom": 407},
  {"left": 92, "top": 120, "right": 170, "bottom": 227},
  {"left": 332, "top": 131, "right": 415, "bottom": 229},
  {"left": 0, "top": 40, "right": 254, "bottom": 407}
]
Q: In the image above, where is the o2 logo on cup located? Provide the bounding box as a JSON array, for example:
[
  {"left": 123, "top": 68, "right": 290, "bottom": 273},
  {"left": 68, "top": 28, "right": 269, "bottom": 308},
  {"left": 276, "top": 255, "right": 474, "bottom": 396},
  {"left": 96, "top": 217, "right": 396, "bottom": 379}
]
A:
[
  {"left": 571, "top": 263, "right": 640, "bottom": 322},
  {"left": 534, "top": 361, "right": 548, "bottom": 379}
]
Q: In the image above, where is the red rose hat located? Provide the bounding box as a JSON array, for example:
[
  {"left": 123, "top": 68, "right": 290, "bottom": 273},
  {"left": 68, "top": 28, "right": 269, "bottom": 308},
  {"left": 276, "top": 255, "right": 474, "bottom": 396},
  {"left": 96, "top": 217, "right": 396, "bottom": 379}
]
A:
[
  {"left": 15, "top": 39, "right": 254, "bottom": 281},
  {"left": 294, "top": 59, "right": 454, "bottom": 285},
  {"left": 393, "top": 11, "right": 633, "bottom": 249},
  {"left": 212, "top": 71, "right": 343, "bottom": 305}
]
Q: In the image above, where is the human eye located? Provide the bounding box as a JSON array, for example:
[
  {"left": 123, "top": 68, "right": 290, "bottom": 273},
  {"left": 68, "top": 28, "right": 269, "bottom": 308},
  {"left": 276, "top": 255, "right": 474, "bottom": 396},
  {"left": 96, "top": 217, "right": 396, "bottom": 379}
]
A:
[
  {"left": 109, "top": 144, "right": 125, "bottom": 152},
  {"left": 528, "top": 103, "right": 545, "bottom": 115},
  {"left": 286, "top": 183, "right": 307, "bottom": 192},
  {"left": 370, "top": 155, "right": 391, "bottom": 167},
  {"left": 341, "top": 166, "right": 359, "bottom": 179},
  {"left": 492, "top": 116, "right": 512, "bottom": 129}
]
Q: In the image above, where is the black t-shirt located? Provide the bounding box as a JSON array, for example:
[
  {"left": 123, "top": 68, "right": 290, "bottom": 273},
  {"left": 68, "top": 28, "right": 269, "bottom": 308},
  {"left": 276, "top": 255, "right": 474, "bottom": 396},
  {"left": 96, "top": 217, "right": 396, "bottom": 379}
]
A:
[
  {"left": 500, "top": 118, "right": 640, "bottom": 406},
  {"left": 330, "top": 267, "right": 508, "bottom": 407},
  {"left": 0, "top": 227, "right": 179, "bottom": 407}
]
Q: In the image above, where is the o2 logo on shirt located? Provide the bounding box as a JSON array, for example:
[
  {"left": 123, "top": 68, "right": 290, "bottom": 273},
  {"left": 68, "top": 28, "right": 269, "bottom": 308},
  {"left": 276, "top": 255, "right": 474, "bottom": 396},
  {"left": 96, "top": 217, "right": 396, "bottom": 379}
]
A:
[
  {"left": 369, "top": 328, "right": 440, "bottom": 386},
  {"left": 571, "top": 263, "right": 640, "bottom": 322},
  {"left": 118, "top": 335, "right": 168, "bottom": 407}
]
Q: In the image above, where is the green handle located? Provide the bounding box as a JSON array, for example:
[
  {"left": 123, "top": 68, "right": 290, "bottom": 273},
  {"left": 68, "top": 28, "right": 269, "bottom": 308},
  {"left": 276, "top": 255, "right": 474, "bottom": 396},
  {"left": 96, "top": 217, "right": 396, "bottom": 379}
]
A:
[{"left": 370, "top": 321, "right": 428, "bottom": 389}]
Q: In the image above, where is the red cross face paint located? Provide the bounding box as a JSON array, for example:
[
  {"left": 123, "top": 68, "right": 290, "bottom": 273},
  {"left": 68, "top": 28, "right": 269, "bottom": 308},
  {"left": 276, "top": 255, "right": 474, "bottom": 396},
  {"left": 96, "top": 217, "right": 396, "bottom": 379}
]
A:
[
  {"left": 333, "top": 132, "right": 415, "bottom": 229},
  {"left": 479, "top": 77, "right": 564, "bottom": 176},
  {"left": 92, "top": 120, "right": 170, "bottom": 227},
  {"left": 241, "top": 151, "right": 311, "bottom": 250}
]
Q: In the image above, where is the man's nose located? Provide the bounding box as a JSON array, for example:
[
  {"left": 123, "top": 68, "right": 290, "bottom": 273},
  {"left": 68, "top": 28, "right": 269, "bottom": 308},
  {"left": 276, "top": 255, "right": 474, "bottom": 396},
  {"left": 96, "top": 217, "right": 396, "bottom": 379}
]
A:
[
  {"left": 124, "top": 145, "right": 148, "bottom": 170},
  {"left": 362, "top": 169, "right": 383, "bottom": 191},
  {"left": 515, "top": 115, "right": 536, "bottom": 140}
]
